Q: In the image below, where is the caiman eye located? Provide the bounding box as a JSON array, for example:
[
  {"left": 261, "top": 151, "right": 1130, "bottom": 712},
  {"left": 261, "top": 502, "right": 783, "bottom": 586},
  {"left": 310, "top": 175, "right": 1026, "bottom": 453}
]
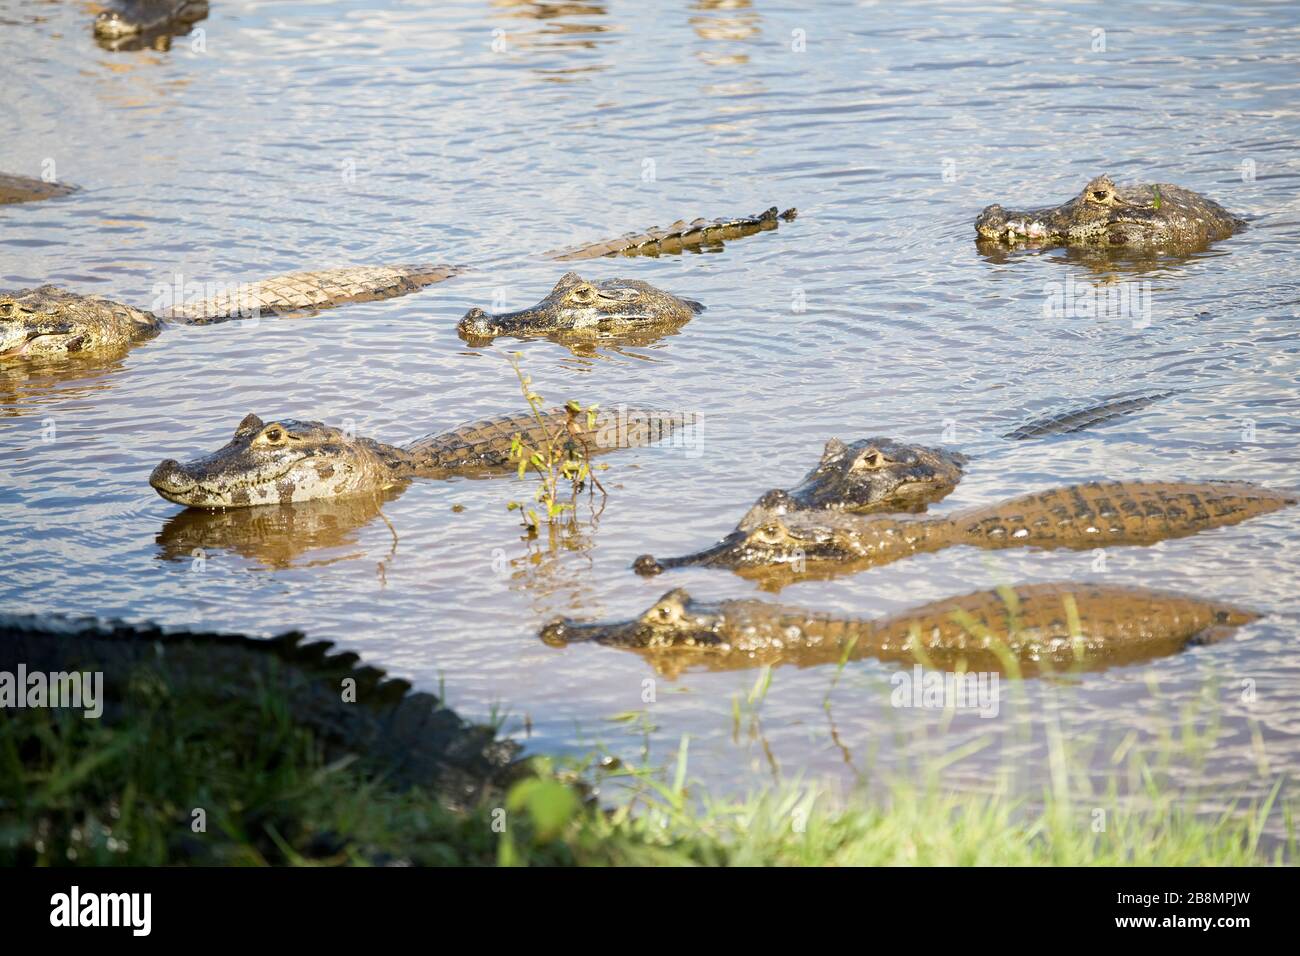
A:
[
  {"left": 755, "top": 524, "right": 785, "bottom": 544},
  {"left": 853, "top": 448, "right": 887, "bottom": 470},
  {"left": 261, "top": 427, "right": 286, "bottom": 444},
  {"left": 650, "top": 601, "right": 680, "bottom": 623},
  {"left": 570, "top": 285, "right": 597, "bottom": 304}
]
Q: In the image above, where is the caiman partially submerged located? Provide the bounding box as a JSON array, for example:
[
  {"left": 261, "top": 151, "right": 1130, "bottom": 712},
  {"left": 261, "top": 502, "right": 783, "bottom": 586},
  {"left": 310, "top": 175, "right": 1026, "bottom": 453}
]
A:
[
  {"left": 0, "top": 612, "right": 518, "bottom": 810},
  {"left": 0, "top": 267, "right": 458, "bottom": 360},
  {"left": 0, "top": 174, "right": 78, "bottom": 206},
  {"left": 975, "top": 174, "right": 1243, "bottom": 250},
  {"left": 458, "top": 272, "right": 705, "bottom": 346},
  {"left": 151, "top": 404, "right": 691, "bottom": 508},
  {"left": 93, "top": 0, "right": 210, "bottom": 50},
  {"left": 3, "top": 208, "right": 794, "bottom": 363},
  {"left": 715, "top": 392, "right": 1175, "bottom": 524},
  {"left": 541, "top": 582, "right": 1258, "bottom": 676},
  {"left": 636, "top": 479, "right": 1296, "bottom": 581}
]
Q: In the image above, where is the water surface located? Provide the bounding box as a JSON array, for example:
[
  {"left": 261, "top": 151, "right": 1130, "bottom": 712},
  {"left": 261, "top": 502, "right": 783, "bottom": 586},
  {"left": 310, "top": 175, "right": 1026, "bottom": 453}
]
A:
[{"left": 2, "top": 0, "right": 1299, "bottom": 805}]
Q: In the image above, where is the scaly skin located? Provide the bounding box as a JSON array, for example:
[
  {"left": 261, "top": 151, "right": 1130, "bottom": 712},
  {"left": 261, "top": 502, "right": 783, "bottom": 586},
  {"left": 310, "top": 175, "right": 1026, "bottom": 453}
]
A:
[
  {"left": 719, "top": 401, "right": 1175, "bottom": 541},
  {"left": 0, "top": 265, "right": 456, "bottom": 360},
  {"left": 150, "top": 404, "right": 692, "bottom": 508},
  {"left": 172, "top": 264, "right": 462, "bottom": 323},
  {"left": 93, "top": 0, "right": 209, "bottom": 39},
  {"left": 635, "top": 480, "right": 1297, "bottom": 581},
  {"left": 0, "top": 611, "right": 518, "bottom": 804},
  {"left": 0, "top": 174, "right": 78, "bottom": 206},
  {"left": 540, "top": 582, "right": 1258, "bottom": 676},
  {"left": 975, "top": 174, "right": 1243, "bottom": 250},
  {"left": 546, "top": 207, "right": 798, "bottom": 260},
  {"left": 1003, "top": 391, "right": 1174, "bottom": 440},
  {"left": 0, "top": 286, "right": 165, "bottom": 357},
  {"left": 746, "top": 437, "right": 970, "bottom": 520},
  {"left": 4, "top": 208, "right": 795, "bottom": 364},
  {"left": 458, "top": 272, "right": 704, "bottom": 345}
]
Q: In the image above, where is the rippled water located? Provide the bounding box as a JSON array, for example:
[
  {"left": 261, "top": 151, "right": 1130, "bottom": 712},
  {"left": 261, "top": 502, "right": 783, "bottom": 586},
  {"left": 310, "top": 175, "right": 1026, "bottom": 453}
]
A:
[{"left": 3, "top": 0, "right": 1299, "bottom": 804}]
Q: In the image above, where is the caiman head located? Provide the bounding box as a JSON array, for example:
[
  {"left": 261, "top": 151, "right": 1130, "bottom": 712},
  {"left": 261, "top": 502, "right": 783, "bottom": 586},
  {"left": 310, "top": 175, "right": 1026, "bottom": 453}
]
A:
[
  {"left": 766, "top": 436, "right": 967, "bottom": 515},
  {"left": 632, "top": 437, "right": 962, "bottom": 576},
  {"left": 633, "top": 510, "right": 865, "bottom": 576},
  {"left": 541, "top": 589, "right": 736, "bottom": 649},
  {"left": 975, "top": 174, "right": 1242, "bottom": 248},
  {"left": 94, "top": 0, "right": 210, "bottom": 38},
  {"left": 150, "top": 414, "right": 400, "bottom": 509},
  {"left": 458, "top": 272, "right": 704, "bottom": 344},
  {"left": 0, "top": 286, "right": 160, "bottom": 359}
]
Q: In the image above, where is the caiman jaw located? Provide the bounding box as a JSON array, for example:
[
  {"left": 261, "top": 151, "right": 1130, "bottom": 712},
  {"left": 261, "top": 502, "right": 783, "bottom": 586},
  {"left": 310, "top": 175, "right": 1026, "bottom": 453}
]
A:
[
  {"left": 149, "top": 456, "right": 298, "bottom": 509},
  {"left": 539, "top": 618, "right": 625, "bottom": 647},
  {"left": 633, "top": 529, "right": 748, "bottom": 576},
  {"left": 94, "top": 13, "right": 139, "bottom": 38},
  {"left": 975, "top": 204, "right": 1056, "bottom": 243}
]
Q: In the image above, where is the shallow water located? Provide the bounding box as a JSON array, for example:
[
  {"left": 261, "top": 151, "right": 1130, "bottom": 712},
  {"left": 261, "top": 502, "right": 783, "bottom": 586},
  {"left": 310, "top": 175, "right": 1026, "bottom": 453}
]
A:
[{"left": 2, "top": 0, "right": 1299, "bottom": 805}]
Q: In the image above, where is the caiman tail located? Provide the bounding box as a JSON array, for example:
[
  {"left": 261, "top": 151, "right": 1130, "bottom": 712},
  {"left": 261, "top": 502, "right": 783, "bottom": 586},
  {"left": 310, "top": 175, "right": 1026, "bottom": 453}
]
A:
[
  {"left": 541, "top": 582, "right": 1258, "bottom": 677},
  {"left": 954, "top": 480, "right": 1297, "bottom": 549},
  {"left": 170, "top": 264, "right": 461, "bottom": 324},
  {"left": 546, "top": 207, "right": 798, "bottom": 261}
]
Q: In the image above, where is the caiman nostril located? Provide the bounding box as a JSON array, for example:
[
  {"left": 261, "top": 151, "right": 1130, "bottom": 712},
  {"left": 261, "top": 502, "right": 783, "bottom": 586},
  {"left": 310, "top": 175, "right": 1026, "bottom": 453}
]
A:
[{"left": 149, "top": 459, "right": 190, "bottom": 490}]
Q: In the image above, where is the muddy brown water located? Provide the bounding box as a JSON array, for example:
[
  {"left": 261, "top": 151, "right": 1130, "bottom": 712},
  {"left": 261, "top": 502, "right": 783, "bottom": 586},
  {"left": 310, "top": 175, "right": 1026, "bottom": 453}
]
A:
[{"left": 2, "top": 1, "right": 1298, "bottom": 809}]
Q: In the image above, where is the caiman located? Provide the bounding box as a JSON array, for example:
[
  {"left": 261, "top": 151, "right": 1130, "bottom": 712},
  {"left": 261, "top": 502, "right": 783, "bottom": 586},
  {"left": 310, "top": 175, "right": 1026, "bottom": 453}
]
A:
[
  {"left": 0, "top": 611, "right": 519, "bottom": 812},
  {"left": 93, "top": 0, "right": 210, "bottom": 46},
  {"left": 975, "top": 174, "right": 1244, "bottom": 250},
  {"left": 0, "top": 173, "right": 78, "bottom": 206},
  {"left": 711, "top": 391, "right": 1175, "bottom": 525},
  {"left": 150, "top": 404, "right": 692, "bottom": 508},
  {"left": 635, "top": 480, "right": 1296, "bottom": 582},
  {"left": 2, "top": 207, "right": 794, "bottom": 363},
  {"left": 458, "top": 272, "right": 705, "bottom": 346},
  {"left": 0, "top": 267, "right": 459, "bottom": 360},
  {"left": 540, "top": 582, "right": 1258, "bottom": 676}
]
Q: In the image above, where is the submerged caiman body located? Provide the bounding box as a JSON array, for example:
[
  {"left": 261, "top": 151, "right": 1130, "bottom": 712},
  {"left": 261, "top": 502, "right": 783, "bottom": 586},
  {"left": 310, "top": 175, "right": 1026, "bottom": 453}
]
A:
[
  {"left": 93, "top": 0, "right": 210, "bottom": 40},
  {"left": 0, "top": 173, "right": 78, "bottom": 206},
  {"left": 541, "top": 582, "right": 1258, "bottom": 676},
  {"left": 459, "top": 208, "right": 796, "bottom": 343},
  {"left": 731, "top": 393, "right": 1176, "bottom": 524},
  {"left": 0, "top": 266, "right": 458, "bottom": 360},
  {"left": 0, "top": 612, "right": 518, "bottom": 813},
  {"left": 636, "top": 480, "right": 1297, "bottom": 581},
  {"left": 3, "top": 207, "right": 794, "bottom": 362},
  {"left": 544, "top": 207, "right": 797, "bottom": 260},
  {"left": 975, "top": 174, "right": 1243, "bottom": 250},
  {"left": 458, "top": 272, "right": 705, "bottom": 345},
  {"left": 151, "top": 404, "right": 691, "bottom": 508}
]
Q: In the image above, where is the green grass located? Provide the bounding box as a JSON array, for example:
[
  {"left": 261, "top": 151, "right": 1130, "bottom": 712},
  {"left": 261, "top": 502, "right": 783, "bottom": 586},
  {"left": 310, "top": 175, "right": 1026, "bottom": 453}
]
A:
[{"left": 1, "top": 667, "right": 1293, "bottom": 866}]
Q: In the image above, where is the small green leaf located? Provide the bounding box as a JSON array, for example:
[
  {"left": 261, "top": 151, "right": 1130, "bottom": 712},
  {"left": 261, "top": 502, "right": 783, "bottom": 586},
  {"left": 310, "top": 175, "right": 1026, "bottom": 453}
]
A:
[{"left": 505, "top": 778, "right": 580, "bottom": 842}]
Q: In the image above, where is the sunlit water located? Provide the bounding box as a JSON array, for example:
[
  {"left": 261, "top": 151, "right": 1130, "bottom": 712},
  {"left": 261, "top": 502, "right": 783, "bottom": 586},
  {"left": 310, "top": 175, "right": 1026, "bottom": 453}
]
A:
[{"left": 2, "top": 0, "right": 1299, "bottom": 809}]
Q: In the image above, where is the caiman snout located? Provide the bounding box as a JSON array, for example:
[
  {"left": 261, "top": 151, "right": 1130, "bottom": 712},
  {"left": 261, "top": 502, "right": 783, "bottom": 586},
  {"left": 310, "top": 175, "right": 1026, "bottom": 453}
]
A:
[
  {"left": 540, "top": 619, "right": 572, "bottom": 646},
  {"left": 459, "top": 307, "right": 499, "bottom": 338},
  {"left": 149, "top": 458, "right": 198, "bottom": 497},
  {"left": 633, "top": 554, "right": 664, "bottom": 576},
  {"left": 539, "top": 617, "right": 613, "bottom": 646},
  {"left": 94, "top": 12, "right": 137, "bottom": 37},
  {"left": 974, "top": 204, "right": 1006, "bottom": 239},
  {"left": 633, "top": 529, "right": 748, "bottom": 576}
]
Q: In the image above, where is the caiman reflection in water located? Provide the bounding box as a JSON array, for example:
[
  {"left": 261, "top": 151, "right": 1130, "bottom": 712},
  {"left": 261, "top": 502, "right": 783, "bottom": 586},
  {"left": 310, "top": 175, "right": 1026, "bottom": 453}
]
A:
[
  {"left": 0, "top": 348, "right": 127, "bottom": 418},
  {"left": 540, "top": 582, "right": 1259, "bottom": 678},
  {"left": 155, "top": 488, "right": 406, "bottom": 571}
]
